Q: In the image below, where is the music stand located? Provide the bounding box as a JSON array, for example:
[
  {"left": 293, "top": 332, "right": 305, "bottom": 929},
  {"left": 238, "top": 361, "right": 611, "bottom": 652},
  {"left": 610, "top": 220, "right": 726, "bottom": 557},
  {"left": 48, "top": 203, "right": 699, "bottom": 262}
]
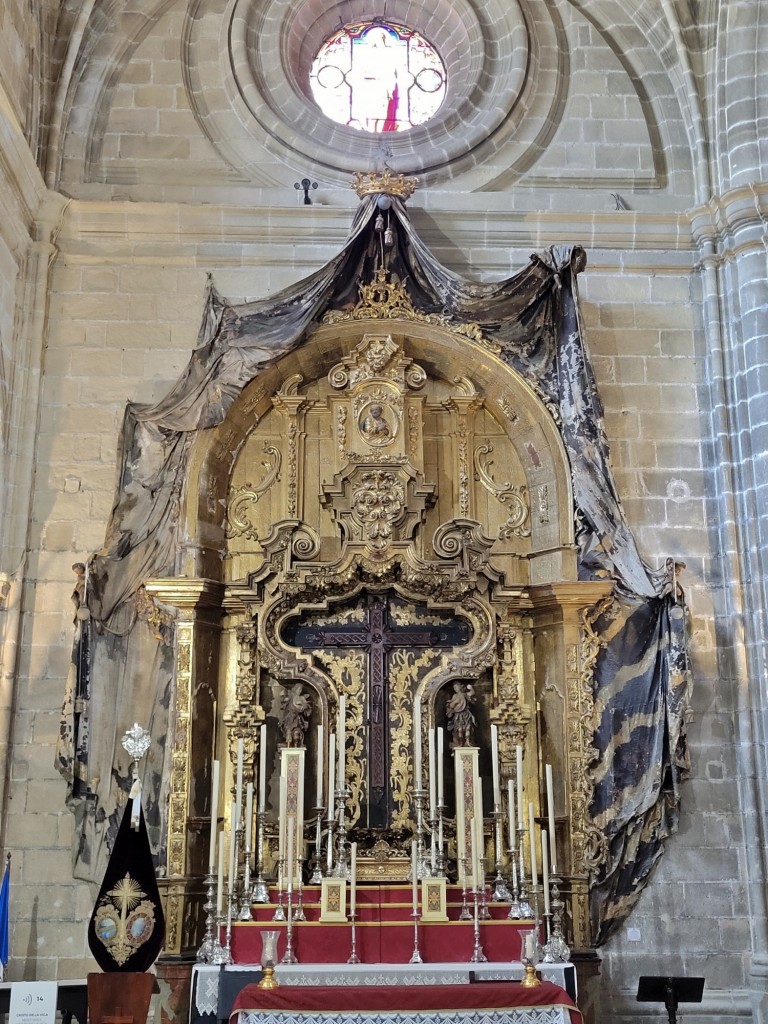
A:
[{"left": 637, "top": 976, "right": 705, "bottom": 1024}]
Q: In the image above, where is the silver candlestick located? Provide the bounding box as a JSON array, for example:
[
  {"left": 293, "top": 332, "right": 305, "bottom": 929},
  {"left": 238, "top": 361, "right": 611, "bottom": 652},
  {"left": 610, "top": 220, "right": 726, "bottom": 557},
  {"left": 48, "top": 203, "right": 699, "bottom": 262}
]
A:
[
  {"left": 506, "top": 848, "right": 522, "bottom": 919},
  {"left": 492, "top": 809, "right": 511, "bottom": 901},
  {"left": 310, "top": 806, "right": 325, "bottom": 884},
  {"left": 347, "top": 912, "right": 361, "bottom": 964},
  {"left": 542, "top": 874, "right": 571, "bottom": 962},
  {"left": 196, "top": 871, "right": 217, "bottom": 962},
  {"left": 211, "top": 907, "right": 233, "bottom": 965},
  {"left": 281, "top": 886, "right": 298, "bottom": 964},
  {"left": 469, "top": 888, "right": 487, "bottom": 963},
  {"left": 332, "top": 786, "right": 351, "bottom": 879},
  {"left": 412, "top": 789, "right": 431, "bottom": 877},
  {"left": 409, "top": 909, "right": 423, "bottom": 964},
  {"left": 251, "top": 811, "right": 270, "bottom": 903}
]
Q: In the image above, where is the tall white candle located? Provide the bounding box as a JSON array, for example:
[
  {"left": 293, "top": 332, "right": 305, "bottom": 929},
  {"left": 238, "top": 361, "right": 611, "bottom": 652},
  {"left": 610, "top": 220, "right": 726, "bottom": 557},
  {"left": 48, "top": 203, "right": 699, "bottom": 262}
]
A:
[
  {"left": 414, "top": 701, "right": 422, "bottom": 789},
  {"left": 286, "top": 817, "right": 294, "bottom": 895},
  {"left": 411, "top": 840, "right": 419, "bottom": 913},
  {"left": 216, "top": 830, "right": 225, "bottom": 913},
  {"left": 470, "top": 816, "right": 478, "bottom": 890},
  {"left": 545, "top": 763, "right": 557, "bottom": 873},
  {"left": 235, "top": 737, "right": 244, "bottom": 814},
  {"left": 350, "top": 841, "right": 357, "bottom": 915},
  {"left": 491, "top": 725, "right": 500, "bottom": 809},
  {"left": 528, "top": 802, "right": 538, "bottom": 890},
  {"left": 428, "top": 728, "right": 436, "bottom": 820},
  {"left": 278, "top": 776, "right": 287, "bottom": 871},
  {"left": 328, "top": 732, "right": 336, "bottom": 804},
  {"left": 437, "top": 728, "right": 445, "bottom": 805},
  {"left": 516, "top": 745, "right": 524, "bottom": 827},
  {"left": 507, "top": 778, "right": 516, "bottom": 851},
  {"left": 316, "top": 724, "right": 324, "bottom": 807},
  {"left": 541, "top": 829, "right": 551, "bottom": 916},
  {"left": 228, "top": 813, "right": 236, "bottom": 896},
  {"left": 337, "top": 695, "right": 346, "bottom": 787},
  {"left": 244, "top": 782, "right": 254, "bottom": 854},
  {"left": 258, "top": 724, "right": 267, "bottom": 813},
  {"left": 208, "top": 759, "right": 220, "bottom": 872}
]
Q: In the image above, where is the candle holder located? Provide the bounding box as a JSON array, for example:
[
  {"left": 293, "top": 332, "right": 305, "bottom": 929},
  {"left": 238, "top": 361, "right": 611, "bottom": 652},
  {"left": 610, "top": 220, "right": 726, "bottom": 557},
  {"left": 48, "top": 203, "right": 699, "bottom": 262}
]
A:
[
  {"left": 332, "top": 786, "right": 352, "bottom": 879},
  {"left": 492, "top": 809, "right": 511, "bottom": 901},
  {"left": 436, "top": 801, "right": 446, "bottom": 875},
  {"left": 239, "top": 852, "right": 253, "bottom": 920},
  {"left": 542, "top": 874, "right": 571, "bottom": 962},
  {"left": 516, "top": 838, "right": 533, "bottom": 918},
  {"left": 196, "top": 870, "right": 217, "bottom": 962},
  {"left": 520, "top": 929, "right": 542, "bottom": 987},
  {"left": 258, "top": 930, "right": 280, "bottom": 989},
  {"left": 347, "top": 912, "right": 361, "bottom": 964},
  {"left": 281, "top": 887, "right": 298, "bottom": 964},
  {"left": 412, "top": 788, "right": 432, "bottom": 877},
  {"left": 409, "top": 909, "right": 423, "bottom": 964},
  {"left": 458, "top": 855, "right": 472, "bottom": 920},
  {"left": 294, "top": 858, "right": 306, "bottom": 923},
  {"left": 251, "top": 813, "right": 270, "bottom": 903},
  {"left": 211, "top": 909, "right": 233, "bottom": 965},
  {"left": 428, "top": 817, "right": 438, "bottom": 876},
  {"left": 506, "top": 850, "right": 522, "bottom": 919},
  {"left": 469, "top": 888, "right": 487, "bottom": 963},
  {"left": 479, "top": 881, "right": 491, "bottom": 921},
  {"left": 272, "top": 858, "right": 286, "bottom": 921},
  {"left": 310, "top": 806, "right": 325, "bottom": 884}
]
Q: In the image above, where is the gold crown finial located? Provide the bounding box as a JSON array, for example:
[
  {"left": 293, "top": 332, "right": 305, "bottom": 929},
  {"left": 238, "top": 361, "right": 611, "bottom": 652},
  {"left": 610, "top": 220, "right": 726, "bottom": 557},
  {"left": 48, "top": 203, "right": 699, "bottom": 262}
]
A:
[{"left": 352, "top": 170, "right": 419, "bottom": 201}]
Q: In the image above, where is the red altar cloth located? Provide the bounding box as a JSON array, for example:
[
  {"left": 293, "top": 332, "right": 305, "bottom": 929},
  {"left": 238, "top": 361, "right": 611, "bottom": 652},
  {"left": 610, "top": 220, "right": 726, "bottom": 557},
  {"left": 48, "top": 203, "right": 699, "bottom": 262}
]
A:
[
  {"left": 231, "top": 920, "right": 532, "bottom": 965},
  {"left": 231, "top": 982, "right": 582, "bottom": 1023}
]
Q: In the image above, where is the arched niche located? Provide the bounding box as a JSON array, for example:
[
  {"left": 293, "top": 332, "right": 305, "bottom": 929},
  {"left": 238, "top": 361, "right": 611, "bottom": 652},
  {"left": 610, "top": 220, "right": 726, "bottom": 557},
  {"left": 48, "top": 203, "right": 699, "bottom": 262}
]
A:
[{"left": 161, "top": 317, "right": 608, "bottom": 953}]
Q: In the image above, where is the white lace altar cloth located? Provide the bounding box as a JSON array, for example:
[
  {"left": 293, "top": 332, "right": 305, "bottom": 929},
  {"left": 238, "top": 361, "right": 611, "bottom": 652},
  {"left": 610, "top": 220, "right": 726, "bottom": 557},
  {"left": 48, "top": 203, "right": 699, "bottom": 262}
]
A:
[
  {"left": 238, "top": 1009, "right": 571, "bottom": 1024},
  {"left": 192, "top": 963, "right": 577, "bottom": 1018}
]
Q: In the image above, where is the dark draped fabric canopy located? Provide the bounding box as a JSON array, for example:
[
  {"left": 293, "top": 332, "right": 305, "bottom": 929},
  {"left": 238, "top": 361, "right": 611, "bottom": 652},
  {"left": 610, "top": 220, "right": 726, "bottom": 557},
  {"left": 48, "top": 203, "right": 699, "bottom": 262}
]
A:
[{"left": 56, "top": 192, "right": 691, "bottom": 944}]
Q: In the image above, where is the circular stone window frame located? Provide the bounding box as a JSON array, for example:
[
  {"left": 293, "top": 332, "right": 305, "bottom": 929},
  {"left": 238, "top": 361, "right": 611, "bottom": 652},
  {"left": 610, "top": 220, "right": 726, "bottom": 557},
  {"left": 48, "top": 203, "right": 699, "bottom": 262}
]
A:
[{"left": 226, "top": 0, "right": 531, "bottom": 183}]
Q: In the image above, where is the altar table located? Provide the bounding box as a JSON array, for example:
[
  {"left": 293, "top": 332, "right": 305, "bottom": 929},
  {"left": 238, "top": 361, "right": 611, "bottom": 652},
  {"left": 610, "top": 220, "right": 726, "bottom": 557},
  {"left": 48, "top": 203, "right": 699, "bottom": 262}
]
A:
[
  {"left": 192, "top": 961, "right": 578, "bottom": 1024},
  {"left": 231, "top": 981, "right": 582, "bottom": 1024}
]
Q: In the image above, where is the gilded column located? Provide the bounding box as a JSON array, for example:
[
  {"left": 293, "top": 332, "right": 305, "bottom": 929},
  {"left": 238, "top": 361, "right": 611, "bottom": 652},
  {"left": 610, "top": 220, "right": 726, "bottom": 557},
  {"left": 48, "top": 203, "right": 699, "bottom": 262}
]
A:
[{"left": 144, "top": 577, "right": 225, "bottom": 957}]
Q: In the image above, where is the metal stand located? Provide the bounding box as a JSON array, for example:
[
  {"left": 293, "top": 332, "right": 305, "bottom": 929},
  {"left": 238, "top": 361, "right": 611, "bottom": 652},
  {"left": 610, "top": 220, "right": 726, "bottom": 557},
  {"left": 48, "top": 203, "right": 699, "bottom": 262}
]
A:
[
  {"left": 211, "top": 910, "right": 232, "bottom": 965},
  {"left": 469, "top": 888, "right": 487, "bottom": 963},
  {"left": 409, "top": 910, "right": 423, "bottom": 964},
  {"left": 459, "top": 856, "right": 472, "bottom": 920},
  {"left": 251, "top": 812, "right": 270, "bottom": 903},
  {"left": 347, "top": 913, "right": 361, "bottom": 964},
  {"left": 492, "top": 809, "right": 511, "bottom": 901},
  {"left": 281, "top": 888, "right": 298, "bottom": 964},
  {"left": 542, "top": 874, "right": 571, "bottom": 962},
  {"left": 310, "top": 806, "right": 325, "bottom": 884},
  {"left": 436, "top": 801, "right": 446, "bottom": 875},
  {"left": 196, "top": 871, "right": 217, "bottom": 962},
  {"left": 332, "top": 786, "right": 351, "bottom": 880},
  {"left": 506, "top": 850, "right": 522, "bottom": 919},
  {"left": 413, "top": 788, "right": 431, "bottom": 877},
  {"left": 272, "top": 858, "right": 286, "bottom": 921}
]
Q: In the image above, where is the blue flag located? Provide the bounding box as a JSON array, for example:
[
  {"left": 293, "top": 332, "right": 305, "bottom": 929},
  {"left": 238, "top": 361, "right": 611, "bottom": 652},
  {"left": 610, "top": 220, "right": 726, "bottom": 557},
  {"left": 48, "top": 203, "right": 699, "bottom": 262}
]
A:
[{"left": 0, "top": 854, "right": 10, "bottom": 969}]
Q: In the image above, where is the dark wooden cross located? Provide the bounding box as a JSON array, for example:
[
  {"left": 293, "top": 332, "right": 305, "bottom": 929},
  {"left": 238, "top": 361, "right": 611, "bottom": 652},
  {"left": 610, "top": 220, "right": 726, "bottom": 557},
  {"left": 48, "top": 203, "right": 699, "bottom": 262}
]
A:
[{"left": 283, "top": 596, "right": 470, "bottom": 828}]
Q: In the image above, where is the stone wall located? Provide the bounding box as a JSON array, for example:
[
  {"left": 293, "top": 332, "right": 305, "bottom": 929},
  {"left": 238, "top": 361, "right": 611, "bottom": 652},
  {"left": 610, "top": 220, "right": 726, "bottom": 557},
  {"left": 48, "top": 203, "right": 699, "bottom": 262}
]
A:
[{"left": 0, "top": 0, "right": 766, "bottom": 1019}]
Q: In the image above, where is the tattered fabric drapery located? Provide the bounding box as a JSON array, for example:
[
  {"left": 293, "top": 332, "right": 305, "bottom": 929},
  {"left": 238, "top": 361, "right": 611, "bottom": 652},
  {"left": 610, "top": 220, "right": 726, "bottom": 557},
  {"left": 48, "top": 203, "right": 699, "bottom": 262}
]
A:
[{"left": 55, "top": 193, "right": 691, "bottom": 943}]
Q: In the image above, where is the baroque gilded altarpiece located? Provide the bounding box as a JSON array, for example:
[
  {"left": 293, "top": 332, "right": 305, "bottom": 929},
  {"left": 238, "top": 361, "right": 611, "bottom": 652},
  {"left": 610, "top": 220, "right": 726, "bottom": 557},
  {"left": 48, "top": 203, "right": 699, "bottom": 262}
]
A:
[{"left": 149, "top": 310, "right": 612, "bottom": 957}]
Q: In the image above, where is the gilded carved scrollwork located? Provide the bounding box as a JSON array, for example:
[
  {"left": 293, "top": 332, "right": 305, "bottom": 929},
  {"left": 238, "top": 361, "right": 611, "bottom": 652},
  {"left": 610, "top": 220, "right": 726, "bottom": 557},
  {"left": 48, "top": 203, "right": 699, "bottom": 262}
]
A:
[
  {"left": 322, "top": 269, "right": 492, "bottom": 350},
  {"left": 474, "top": 443, "right": 531, "bottom": 539},
  {"left": 226, "top": 445, "right": 282, "bottom": 540},
  {"left": 569, "top": 595, "right": 614, "bottom": 874}
]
